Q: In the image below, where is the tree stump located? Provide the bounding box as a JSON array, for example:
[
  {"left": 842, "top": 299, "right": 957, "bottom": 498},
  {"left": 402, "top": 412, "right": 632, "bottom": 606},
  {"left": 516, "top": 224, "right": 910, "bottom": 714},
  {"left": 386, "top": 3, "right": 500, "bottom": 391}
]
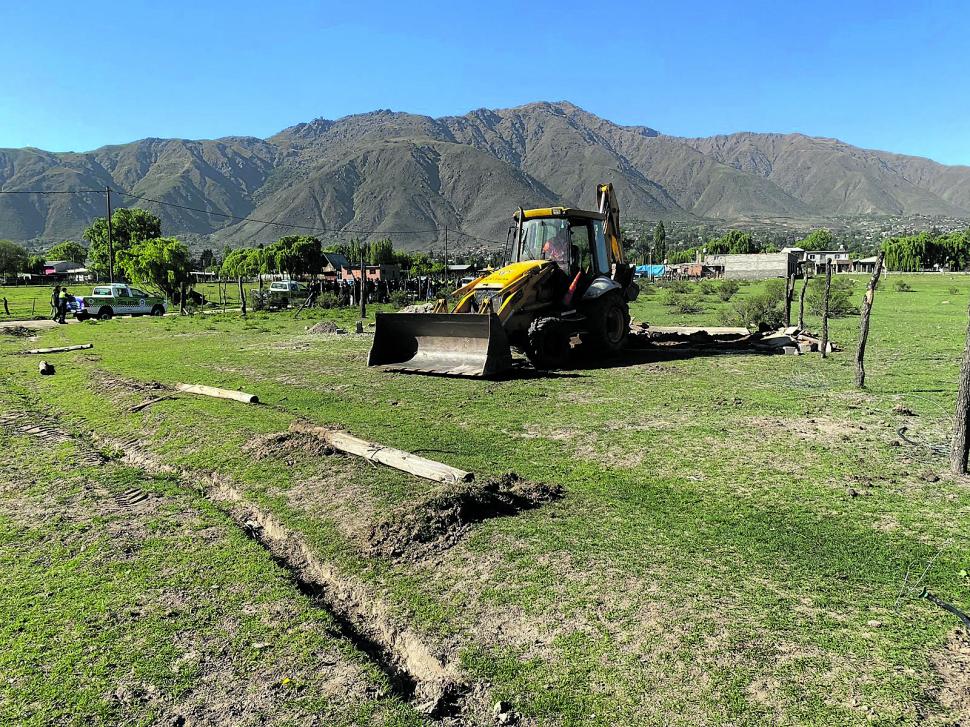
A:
[{"left": 39, "top": 361, "right": 55, "bottom": 376}]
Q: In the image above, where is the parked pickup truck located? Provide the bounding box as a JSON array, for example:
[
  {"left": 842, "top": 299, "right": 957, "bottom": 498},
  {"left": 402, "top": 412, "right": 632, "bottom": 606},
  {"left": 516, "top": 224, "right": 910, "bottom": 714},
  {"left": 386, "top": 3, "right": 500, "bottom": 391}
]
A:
[
  {"left": 267, "top": 280, "right": 307, "bottom": 308},
  {"left": 74, "top": 283, "right": 168, "bottom": 321}
]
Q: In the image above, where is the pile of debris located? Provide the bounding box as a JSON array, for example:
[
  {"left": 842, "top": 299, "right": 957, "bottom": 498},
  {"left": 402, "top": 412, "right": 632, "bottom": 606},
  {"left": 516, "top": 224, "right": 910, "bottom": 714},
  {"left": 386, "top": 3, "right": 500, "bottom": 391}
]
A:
[
  {"left": 306, "top": 320, "right": 346, "bottom": 334},
  {"left": 630, "top": 324, "right": 838, "bottom": 355},
  {"left": 753, "top": 326, "right": 840, "bottom": 355}
]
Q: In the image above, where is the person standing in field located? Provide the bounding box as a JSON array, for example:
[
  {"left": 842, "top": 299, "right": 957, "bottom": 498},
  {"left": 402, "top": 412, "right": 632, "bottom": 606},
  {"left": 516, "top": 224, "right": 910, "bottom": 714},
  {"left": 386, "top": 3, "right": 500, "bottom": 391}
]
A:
[
  {"left": 57, "top": 287, "right": 68, "bottom": 324},
  {"left": 51, "top": 285, "right": 61, "bottom": 321}
]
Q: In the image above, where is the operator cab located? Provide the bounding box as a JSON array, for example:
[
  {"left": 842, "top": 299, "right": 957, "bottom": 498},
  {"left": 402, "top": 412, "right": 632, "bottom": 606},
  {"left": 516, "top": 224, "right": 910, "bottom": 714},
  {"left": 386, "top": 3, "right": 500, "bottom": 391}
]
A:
[{"left": 513, "top": 207, "right": 612, "bottom": 295}]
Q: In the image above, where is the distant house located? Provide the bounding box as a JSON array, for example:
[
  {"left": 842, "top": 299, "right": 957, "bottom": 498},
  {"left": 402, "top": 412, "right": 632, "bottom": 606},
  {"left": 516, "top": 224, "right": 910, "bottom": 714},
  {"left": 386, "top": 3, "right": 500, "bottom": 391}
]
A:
[
  {"left": 322, "top": 252, "right": 351, "bottom": 273},
  {"left": 853, "top": 256, "right": 883, "bottom": 274},
  {"left": 43, "top": 260, "right": 93, "bottom": 282},
  {"left": 704, "top": 251, "right": 802, "bottom": 280},
  {"left": 342, "top": 263, "right": 402, "bottom": 284},
  {"left": 804, "top": 250, "right": 851, "bottom": 274}
]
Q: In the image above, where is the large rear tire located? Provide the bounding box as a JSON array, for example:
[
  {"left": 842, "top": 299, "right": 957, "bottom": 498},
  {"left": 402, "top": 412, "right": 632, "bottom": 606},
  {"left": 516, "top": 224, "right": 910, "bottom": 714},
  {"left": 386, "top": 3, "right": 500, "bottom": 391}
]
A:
[
  {"left": 583, "top": 292, "right": 629, "bottom": 353},
  {"left": 526, "top": 317, "right": 571, "bottom": 370},
  {"left": 97, "top": 307, "right": 113, "bottom": 321}
]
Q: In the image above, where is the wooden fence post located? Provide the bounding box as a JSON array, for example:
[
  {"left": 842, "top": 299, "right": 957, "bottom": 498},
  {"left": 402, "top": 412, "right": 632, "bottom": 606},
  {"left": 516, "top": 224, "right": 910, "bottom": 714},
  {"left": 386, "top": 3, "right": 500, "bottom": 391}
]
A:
[
  {"left": 798, "top": 271, "right": 810, "bottom": 330},
  {"left": 238, "top": 277, "right": 247, "bottom": 317},
  {"left": 821, "top": 261, "right": 832, "bottom": 358},
  {"left": 951, "top": 297, "right": 970, "bottom": 474},
  {"left": 785, "top": 272, "right": 796, "bottom": 327},
  {"left": 855, "top": 251, "right": 885, "bottom": 389}
]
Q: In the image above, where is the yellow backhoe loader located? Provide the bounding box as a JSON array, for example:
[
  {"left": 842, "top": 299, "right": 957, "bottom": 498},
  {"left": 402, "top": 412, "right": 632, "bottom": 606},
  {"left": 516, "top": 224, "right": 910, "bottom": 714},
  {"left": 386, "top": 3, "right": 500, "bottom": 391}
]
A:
[{"left": 368, "top": 183, "right": 639, "bottom": 376}]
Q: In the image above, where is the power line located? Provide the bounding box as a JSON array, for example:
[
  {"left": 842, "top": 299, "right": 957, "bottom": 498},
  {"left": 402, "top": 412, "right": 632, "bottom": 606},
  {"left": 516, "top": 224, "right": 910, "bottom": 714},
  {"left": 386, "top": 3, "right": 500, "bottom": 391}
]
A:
[{"left": 0, "top": 187, "right": 509, "bottom": 247}]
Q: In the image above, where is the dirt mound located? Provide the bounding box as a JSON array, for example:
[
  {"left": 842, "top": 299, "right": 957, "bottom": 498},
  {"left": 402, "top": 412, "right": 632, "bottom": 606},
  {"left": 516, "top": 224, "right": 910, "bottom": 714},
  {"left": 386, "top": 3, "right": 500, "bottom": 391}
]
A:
[
  {"left": 0, "top": 325, "right": 33, "bottom": 337},
  {"left": 399, "top": 303, "right": 436, "bottom": 313},
  {"left": 368, "top": 473, "right": 562, "bottom": 560},
  {"left": 243, "top": 431, "right": 335, "bottom": 461},
  {"left": 307, "top": 321, "right": 343, "bottom": 334}
]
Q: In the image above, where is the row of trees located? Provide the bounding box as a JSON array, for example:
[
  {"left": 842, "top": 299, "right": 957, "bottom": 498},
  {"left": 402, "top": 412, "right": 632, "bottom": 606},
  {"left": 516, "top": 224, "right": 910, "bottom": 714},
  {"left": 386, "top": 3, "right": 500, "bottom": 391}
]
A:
[{"left": 882, "top": 231, "right": 970, "bottom": 271}]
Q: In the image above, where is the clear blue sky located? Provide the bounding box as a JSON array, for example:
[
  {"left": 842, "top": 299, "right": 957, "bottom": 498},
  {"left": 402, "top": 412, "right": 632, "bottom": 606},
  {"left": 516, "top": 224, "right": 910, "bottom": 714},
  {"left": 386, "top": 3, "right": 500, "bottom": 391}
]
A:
[{"left": 2, "top": 0, "right": 968, "bottom": 164}]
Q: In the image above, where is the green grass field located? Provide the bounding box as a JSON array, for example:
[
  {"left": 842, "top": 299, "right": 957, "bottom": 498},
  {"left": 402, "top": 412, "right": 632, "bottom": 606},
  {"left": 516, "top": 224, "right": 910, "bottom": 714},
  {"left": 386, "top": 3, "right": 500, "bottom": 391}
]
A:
[{"left": 2, "top": 274, "right": 969, "bottom": 724}]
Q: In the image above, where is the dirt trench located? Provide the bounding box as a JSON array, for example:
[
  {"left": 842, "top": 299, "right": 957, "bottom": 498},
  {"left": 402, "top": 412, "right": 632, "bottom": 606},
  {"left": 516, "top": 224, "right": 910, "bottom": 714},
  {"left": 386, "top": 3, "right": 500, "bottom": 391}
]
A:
[{"left": 99, "top": 436, "right": 477, "bottom": 719}]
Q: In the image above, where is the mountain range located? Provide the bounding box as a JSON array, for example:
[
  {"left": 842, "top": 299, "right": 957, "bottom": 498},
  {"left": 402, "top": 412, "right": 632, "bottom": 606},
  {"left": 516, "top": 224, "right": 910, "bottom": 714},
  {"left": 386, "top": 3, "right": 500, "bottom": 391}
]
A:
[{"left": 2, "top": 101, "right": 969, "bottom": 251}]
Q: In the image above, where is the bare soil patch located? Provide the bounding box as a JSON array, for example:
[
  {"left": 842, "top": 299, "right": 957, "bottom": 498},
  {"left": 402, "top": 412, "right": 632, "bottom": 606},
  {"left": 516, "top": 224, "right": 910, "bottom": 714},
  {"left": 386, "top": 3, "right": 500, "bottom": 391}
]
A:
[
  {"left": 368, "top": 473, "right": 562, "bottom": 561},
  {"left": 928, "top": 629, "right": 970, "bottom": 722}
]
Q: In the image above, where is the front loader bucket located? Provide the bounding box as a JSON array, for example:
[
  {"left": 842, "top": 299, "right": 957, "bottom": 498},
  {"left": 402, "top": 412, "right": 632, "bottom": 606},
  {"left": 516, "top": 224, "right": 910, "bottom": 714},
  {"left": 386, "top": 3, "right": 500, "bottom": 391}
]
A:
[{"left": 368, "top": 312, "right": 513, "bottom": 377}]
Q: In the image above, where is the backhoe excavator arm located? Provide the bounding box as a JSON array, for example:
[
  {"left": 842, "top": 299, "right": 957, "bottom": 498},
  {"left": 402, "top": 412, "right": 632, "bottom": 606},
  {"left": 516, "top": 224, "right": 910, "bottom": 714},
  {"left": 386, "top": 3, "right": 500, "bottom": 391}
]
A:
[{"left": 597, "top": 183, "right": 624, "bottom": 265}]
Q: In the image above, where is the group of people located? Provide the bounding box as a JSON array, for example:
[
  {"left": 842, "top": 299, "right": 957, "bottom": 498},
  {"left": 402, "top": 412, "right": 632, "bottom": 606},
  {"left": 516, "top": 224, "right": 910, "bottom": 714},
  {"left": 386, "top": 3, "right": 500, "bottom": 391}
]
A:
[
  {"left": 50, "top": 285, "right": 74, "bottom": 324},
  {"left": 301, "top": 276, "right": 425, "bottom": 307}
]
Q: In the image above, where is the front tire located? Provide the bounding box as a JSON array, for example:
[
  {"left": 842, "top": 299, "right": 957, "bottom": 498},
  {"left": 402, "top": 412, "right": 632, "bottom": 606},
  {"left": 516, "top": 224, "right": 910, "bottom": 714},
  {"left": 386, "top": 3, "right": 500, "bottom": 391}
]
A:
[
  {"left": 150, "top": 306, "right": 164, "bottom": 317},
  {"left": 584, "top": 292, "right": 630, "bottom": 353},
  {"left": 526, "top": 316, "right": 571, "bottom": 370}
]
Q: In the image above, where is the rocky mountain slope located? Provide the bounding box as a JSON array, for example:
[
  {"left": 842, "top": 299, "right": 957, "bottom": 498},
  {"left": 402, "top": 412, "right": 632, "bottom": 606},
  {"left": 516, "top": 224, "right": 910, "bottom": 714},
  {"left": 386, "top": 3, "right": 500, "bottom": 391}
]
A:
[{"left": 2, "top": 101, "right": 969, "bottom": 249}]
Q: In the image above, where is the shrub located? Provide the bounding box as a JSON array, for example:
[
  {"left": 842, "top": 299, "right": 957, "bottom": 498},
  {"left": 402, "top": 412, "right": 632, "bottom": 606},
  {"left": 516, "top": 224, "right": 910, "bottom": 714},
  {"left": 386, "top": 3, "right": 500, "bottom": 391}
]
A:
[
  {"left": 698, "top": 279, "right": 718, "bottom": 296},
  {"left": 664, "top": 280, "right": 692, "bottom": 294},
  {"left": 315, "top": 292, "right": 340, "bottom": 309},
  {"left": 660, "top": 291, "right": 704, "bottom": 314},
  {"left": 720, "top": 278, "right": 786, "bottom": 329},
  {"left": 807, "top": 277, "right": 858, "bottom": 317},
  {"left": 893, "top": 280, "right": 913, "bottom": 293},
  {"left": 716, "top": 280, "right": 740, "bottom": 301},
  {"left": 390, "top": 289, "right": 410, "bottom": 308},
  {"left": 949, "top": 286, "right": 960, "bottom": 296}
]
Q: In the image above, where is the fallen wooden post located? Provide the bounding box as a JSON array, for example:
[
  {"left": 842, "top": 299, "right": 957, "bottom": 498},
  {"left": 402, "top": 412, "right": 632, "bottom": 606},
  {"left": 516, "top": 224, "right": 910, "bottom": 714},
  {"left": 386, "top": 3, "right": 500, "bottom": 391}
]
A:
[
  {"left": 175, "top": 383, "right": 259, "bottom": 404},
  {"left": 290, "top": 422, "right": 473, "bottom": 484},
  {"left": 24, "top": 343, "right": 93, "bottom": 354}
]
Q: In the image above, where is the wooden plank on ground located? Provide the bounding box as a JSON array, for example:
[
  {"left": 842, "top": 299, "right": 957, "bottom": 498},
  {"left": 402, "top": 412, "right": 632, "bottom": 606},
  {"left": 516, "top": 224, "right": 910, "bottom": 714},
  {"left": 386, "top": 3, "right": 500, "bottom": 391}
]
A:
[
  {"left": 23, "top": 344, "right": 93, "bottom": 354},
  {"left": 290, "top": 422, "right": 473, "bottom": 485},
  {"left": 175, "top": 383, "right": 259, "bottom": 404}
]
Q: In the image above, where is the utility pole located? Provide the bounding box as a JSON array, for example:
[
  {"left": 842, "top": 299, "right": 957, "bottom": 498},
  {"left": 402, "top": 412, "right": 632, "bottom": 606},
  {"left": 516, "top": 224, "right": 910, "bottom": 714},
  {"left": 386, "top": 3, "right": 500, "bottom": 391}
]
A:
[
  {"left": 359, "top": 238, "right": 366, "bottom": 319},
  {"left": 105, "top": 186, "right": 114, "bottom": 283}
]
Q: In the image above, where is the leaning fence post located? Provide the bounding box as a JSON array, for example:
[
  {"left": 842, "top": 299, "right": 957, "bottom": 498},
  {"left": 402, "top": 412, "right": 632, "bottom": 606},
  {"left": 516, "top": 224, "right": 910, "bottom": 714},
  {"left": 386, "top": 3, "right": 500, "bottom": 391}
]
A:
[
  {"left": 238, "top": 277, "right": 247, "bottom": 317},
  {"left": 821, "top": 261, "right": 832, "bottom": 358},
  {"left": 855, "top": 251, "right": 885, "bottom": 389}
]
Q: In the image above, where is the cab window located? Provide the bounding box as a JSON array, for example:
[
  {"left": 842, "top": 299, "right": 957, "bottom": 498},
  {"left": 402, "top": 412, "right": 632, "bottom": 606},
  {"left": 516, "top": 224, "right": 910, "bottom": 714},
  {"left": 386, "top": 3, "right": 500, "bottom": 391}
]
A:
[
  {"left": 129, "top": 288, "right": 146, "bottom": 297},
  {"left": 592, "top": 220, "right": 610, "bottom": 274},
  {"left": 519, "top": 218, "right": 570, "bottom": 268},
  {"left": 93, "top": 287, "right": 111, "bottom": 296},
  {"left": 569, "top": 221, "right": 593, "bottom": 275}
]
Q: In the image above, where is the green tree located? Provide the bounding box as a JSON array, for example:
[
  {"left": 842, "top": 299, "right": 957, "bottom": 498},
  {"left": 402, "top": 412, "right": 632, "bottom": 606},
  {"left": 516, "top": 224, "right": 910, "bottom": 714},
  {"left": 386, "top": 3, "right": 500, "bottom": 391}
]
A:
[
  {"left": 653, "top": 221, "right": 667, "bottom": 261},
  {"left": 26, "top": 255, "right": 45, "bottom": 275},
  {"left": 264, "top": 235, "right": 323, "bottom": 276},
  {"left": 45, "top": 240, "right": 88, "bottom": 264},
  {"left": 221, "top": 247, "right": 264, "bottom": 278},
  {"left": 0, "top": 240, "right": 30, "bottom": 277},
  {"left": 83, "top": 208, "right": 162, "bottom": 279},
  {"left": 196, "top": 248, "right": 217, "bottom": 270},
  {"left": 116, "top": 237, "right": 191, "bottom": 300},
  {"left": 368, "top": 238, "right": 394, "bottom": 264},
  {"left": 799, "top": 229, "right": 835, "bottom": 251}
]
